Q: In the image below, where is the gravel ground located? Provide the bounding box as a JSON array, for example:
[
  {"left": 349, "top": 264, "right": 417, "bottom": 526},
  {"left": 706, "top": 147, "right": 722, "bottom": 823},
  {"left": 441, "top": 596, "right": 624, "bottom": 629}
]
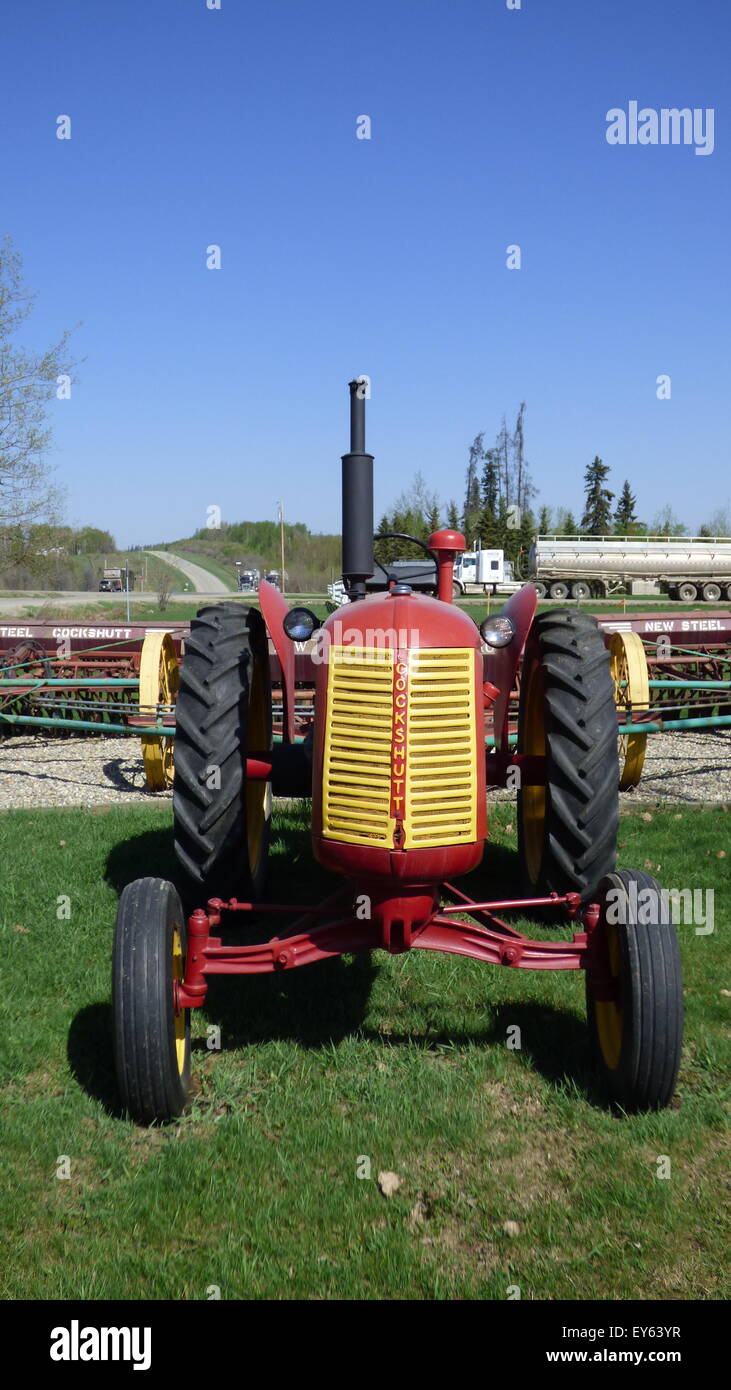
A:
[
  {"left": 620, "top": 728, "right": 731, "bottom": 806},
  {"left": 1, "top": 729, "right": 731, "bottom": 811},
  {"left": 0, "top": 735, "right": 171, "bottom": 808}
]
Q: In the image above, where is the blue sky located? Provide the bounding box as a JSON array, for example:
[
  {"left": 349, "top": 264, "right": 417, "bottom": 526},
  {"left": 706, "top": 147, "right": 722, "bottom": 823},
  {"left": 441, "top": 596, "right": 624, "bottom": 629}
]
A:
[{"left": 2, "top": 0, "right": 729, "bottom": 546}]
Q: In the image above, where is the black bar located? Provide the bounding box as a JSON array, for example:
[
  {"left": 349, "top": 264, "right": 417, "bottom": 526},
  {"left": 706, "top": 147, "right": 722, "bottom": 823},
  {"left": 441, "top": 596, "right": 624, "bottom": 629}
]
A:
[{"left": 341, "top": 379, "right": 374, "bottom": 601}]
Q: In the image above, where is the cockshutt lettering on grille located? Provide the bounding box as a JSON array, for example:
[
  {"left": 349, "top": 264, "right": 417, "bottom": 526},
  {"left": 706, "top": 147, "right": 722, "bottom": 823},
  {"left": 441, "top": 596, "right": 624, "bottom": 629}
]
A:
[{"left": 391, "top": 658, "right": 408, "bottom": 843}]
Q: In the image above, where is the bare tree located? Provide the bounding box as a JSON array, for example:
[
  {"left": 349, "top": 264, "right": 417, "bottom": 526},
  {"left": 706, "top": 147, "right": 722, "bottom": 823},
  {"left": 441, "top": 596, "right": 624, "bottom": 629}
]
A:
[
  {"left": 650, "top": 505, "right": 686, "bottom": 536},
  {"left": 698, "top": 505, "right": 731, "bottom": 537},
  {"left": 514, "top": 402, "right": 525, "bottom": 512},
  {"left": 0, "top": 237, "right": 74, "bottom": 570},
  {"left": 157, "top": 573, "right": 173, "bottom": 611},
  {"left": 496, "top": 416, "right": 511, "bottom": 506}
]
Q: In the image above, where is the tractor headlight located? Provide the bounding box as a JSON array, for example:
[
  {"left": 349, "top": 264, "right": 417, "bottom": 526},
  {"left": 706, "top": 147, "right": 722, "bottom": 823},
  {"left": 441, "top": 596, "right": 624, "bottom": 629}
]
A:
[
  {"left": 283, "top": 607, "right": 321, "bottom": 642},
  {"left": 479, "top": 615, "right": 515, "bottom": 648}
]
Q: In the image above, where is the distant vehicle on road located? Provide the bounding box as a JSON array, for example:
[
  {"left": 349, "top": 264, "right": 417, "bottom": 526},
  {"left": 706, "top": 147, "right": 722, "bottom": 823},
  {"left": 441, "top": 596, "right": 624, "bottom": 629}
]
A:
[
  {"left": 99, "top": 568, "right": 125, "bottom": 592},
  {"left": 236, "top": 568, "right": 259, "bottom": 592}
]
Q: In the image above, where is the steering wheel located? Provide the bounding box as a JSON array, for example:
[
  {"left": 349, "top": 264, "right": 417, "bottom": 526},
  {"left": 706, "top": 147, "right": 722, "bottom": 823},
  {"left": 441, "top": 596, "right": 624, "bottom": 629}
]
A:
[{"left": 372, "top": 532, "right": 440, "bottom": 585}]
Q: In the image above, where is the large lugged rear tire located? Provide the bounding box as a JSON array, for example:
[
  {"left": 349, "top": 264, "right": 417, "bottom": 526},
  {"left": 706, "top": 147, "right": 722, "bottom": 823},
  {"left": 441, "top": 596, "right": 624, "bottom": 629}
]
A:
[
  {"left": 586, "top": 871, "right": 684, "bottom": 1111},
  {"left": 173, "top": 603, "right": 272, "bottom": 901},
  {"left": 113, "top": 877, "right": 191, "bottom": 1124},
  {"left": 517, "top": 609, "right": 619, "bottom": 901}
]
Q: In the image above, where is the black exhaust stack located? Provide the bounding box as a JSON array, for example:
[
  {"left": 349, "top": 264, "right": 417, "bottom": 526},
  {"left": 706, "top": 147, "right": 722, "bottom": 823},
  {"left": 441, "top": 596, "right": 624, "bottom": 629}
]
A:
[{"left": 341, "top": 379, "right": 374, "bottom": 601}]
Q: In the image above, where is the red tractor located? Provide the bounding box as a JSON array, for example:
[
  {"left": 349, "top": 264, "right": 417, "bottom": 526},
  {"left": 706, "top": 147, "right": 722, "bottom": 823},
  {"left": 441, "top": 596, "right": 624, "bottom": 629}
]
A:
[{"left": 112, "top": 383, "right": 683, "bottom": 1123}]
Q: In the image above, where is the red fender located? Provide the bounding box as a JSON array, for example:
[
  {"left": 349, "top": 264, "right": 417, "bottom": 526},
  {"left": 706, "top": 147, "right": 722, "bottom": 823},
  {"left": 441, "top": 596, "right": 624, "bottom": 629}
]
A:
[
  {"left": 258, "top": 580, "right": 295, "bottom": 743},
  {"left": 484, "top": 584, "right": 538, "bottom": 753}
]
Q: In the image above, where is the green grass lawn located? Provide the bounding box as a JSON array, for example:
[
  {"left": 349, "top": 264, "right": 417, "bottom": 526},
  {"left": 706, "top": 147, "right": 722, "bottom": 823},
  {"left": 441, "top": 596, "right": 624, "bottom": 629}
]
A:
[
  {"left": 9, "top": 592, "right": 731, "bottom": 629},
  {"left": 0, "top": 801, "right": 728, "bottom": 1301}
]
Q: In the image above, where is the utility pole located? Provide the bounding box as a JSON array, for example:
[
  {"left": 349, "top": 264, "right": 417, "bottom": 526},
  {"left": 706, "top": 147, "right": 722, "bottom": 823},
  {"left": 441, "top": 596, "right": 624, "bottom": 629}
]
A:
[
  {"left": 124, "top": 559, "right": 131, "bottom": 621},
  {"left": 278, "top": 501, "right": 285, "bottom": 596}
]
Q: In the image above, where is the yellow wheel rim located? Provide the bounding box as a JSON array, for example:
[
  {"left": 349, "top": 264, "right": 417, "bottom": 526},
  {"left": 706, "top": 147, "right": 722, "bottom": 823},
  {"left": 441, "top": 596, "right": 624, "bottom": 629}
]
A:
[
  {"left": 522, "top": 658, "right": 546, "bottom": 883},
  {"left": 245, "top": 651, "right": 270, "bottom": 874},
  {"left": 172, "top": 924, "right": 187, "bottom": 1075},
  {"left": 140, "top": 631, "right": 180, "bottom": 791},
  {"left": 609, "top": 631, "right": 649, "bottom": 790},
  {"left": 594, "top": 919, "right": 624, "bottom": 1070}
]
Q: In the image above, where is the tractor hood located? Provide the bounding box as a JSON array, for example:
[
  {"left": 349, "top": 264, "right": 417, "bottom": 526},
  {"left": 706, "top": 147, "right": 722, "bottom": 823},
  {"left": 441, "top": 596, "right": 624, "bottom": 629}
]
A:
[{"left": 318, "top": 587, "right": 482, "bottom": 656}]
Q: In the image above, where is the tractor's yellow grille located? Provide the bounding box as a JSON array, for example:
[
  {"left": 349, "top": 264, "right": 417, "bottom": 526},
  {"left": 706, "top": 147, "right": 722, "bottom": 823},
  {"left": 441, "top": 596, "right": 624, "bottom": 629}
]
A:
[
  {"left": 322, "top": 646, "right": 395, "bottom": 845},
  {"left": 405, "top": 648, "right": 477, "bottom": 846}
]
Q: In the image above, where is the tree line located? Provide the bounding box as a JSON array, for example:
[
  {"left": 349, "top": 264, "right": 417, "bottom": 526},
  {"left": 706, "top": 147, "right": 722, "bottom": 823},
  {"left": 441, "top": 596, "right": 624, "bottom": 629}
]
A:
[
  {"left": 377, "top": 406, "right": 731, "bottom": 575},
  {"left": 2, "top": 236, "right": 729, "bottom": 593}
]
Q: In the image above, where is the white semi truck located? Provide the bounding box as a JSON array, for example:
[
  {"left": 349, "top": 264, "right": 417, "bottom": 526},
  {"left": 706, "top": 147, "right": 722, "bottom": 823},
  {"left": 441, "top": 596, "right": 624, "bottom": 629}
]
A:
[
  {"left": 528, "top": 536, "right": 731, "bottom": 602},
  {"left": 452, "top": 550, "right": 521, "bottom": 597},
  {"left": 328, "top": 550, "right": 520, "bottom": 603},
  {"left": 329, "top": 535, "right": 731, "bottom": 606}
]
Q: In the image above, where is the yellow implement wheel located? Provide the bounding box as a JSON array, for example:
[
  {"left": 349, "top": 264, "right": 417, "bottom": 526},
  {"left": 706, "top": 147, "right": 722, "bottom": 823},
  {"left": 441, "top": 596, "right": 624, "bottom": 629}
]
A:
[
  {"left": 140, "top": 631, "right": 180, "bottom": 791},
  {"left": 609, "top": 631, "right": 649, "bottom": 790}
]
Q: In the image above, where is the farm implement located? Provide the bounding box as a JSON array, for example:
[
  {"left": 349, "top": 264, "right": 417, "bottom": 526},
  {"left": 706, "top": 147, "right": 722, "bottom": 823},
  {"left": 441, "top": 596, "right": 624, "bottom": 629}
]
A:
[
  {"left": 110, "top": 383, "right": 687, "bottom": 1124},
  {"left": 0, "top": 622, "right": 185, "bottom": 789}
]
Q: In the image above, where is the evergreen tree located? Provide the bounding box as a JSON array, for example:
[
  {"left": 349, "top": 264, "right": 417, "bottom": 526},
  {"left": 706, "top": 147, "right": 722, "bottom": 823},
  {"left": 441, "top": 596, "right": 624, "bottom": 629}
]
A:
[
  {"left": 581, "top": 457, "right": 614, "bottom": 535},
  {"left": 537, "top": 505, "right": 552, "bottom": 535},
  {"left": 478, "top": 448, "right": 500, "bottom": 549},
  {"left": 426, "top": 502, "right": 440, "bottom": 537},
  {"left": 446, "top": 499, "right": 460, "bottom": 530},
  {"left": 515, "top": 507, "right": 536, "bottom": 577},
  {"left": 378, "top": 473, "right": 439, "bottom": 557},
  {"left": 493, "top": 497, "right": 512, "bottom": 560},
  {"left": 614, "top": 480, "right": 638, "bottom": 534},
  {"left": 558, "top": 509, "right": 579, "bottom": 536},
  {"left": 480, "top": 448, "right": 500, "bottom": 512}
]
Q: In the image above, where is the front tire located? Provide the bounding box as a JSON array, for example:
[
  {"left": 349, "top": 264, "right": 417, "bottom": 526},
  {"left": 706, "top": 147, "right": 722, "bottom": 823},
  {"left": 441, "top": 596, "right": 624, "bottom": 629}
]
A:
[
  {"left": 173, "top": 603, "right": 272, "bottom": 901},
  {"left": 113, "top": 878, "right": 191, "bottom": 1124},
  {"left": 586, "top": 871, "right": 683, "bottom": 1111},
  {"left": 517, "top": 609, "right": 619, "bottom": 901}
]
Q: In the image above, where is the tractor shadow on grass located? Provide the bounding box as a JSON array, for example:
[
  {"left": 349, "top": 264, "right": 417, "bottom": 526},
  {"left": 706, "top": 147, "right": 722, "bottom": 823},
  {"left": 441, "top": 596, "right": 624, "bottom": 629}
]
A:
[
  {"left": 67, "top": 829, "right": 184, "bottom": 1118},
  {"left": 68, "top": 820, "right": 379, "bottom": 1113},
  {"left": 197, "top": 951, "right": 378, "bottom": 1052},
  {"left": 73, "top": 818, "right": 607, "bottom": 1113},
  {"left": 357, "top": 1005, "right": 604, "bottom": 1108},
  {"left": 67, "top": 1003, "right": 122, "bottom": 1116},
  {"left": 105, "top": 825, "right": 180, "bottom": 892}
]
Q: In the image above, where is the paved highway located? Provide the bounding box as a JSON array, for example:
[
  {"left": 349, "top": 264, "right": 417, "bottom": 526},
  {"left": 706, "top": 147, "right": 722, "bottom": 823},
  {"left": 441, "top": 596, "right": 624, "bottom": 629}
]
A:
[{"left": 145, "top": 550, "right": 232, "bottom": 594}]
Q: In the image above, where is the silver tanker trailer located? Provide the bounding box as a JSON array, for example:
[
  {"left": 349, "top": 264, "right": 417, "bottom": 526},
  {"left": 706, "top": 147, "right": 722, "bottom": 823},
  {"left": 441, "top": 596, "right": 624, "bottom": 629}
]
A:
[{"left": 528, "top": 536, "right": 731, "bottom": 602}]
